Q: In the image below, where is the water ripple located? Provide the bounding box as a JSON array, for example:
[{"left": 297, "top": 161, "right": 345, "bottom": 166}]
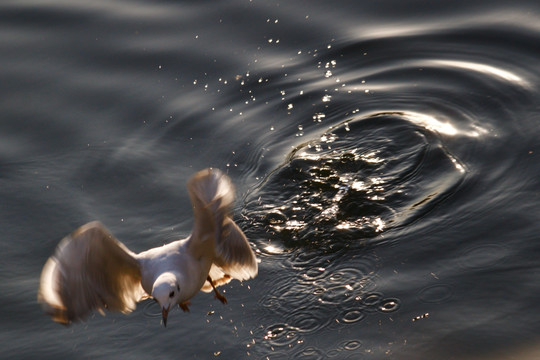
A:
[
  {"left": 244, "top": 112, "right": 465, "bottom": 251},
  {"left": 263, "top": 323, "right": 301, "bottom": 347},
  {"left": 458, "top": 244, "right": 508, "bottom": 270},
  {"left": 337, "top": 309, "right": 366, "bottom": 324},
  {"left": 292, "top": 346, "right": 326, "bottom": 360},
  {"left": 5, "top": 0, "right": 540, "bottom": 359},
  {"left": 256, "top": 251, "right": 396, "bottom": 353},
  {"left": 379, "top": 298, "right": 401, "bottom": 313},
  {"left": 285, "top": 305, "right": 333, "bottom": 334},
  {"left": 418, "top": 284, "right": 454, "bottom": 304},
  {"left": 141, "top": 299, "right": 161, "bottom": 319}
]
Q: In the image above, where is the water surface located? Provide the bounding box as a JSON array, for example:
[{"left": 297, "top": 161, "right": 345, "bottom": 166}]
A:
[{"left": 1, "top": 0, "right": 540, "bottom": 359}]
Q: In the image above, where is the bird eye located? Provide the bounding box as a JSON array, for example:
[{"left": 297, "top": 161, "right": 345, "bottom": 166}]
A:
[
  {"left": 169, "top": 291, "right": 175, "bottom": 298},
  {"left": 176, "top": 284, "right": 180, "bottom": 291}
]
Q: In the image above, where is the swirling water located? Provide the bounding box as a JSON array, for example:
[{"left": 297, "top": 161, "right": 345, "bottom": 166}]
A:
[{"left": 1, "top": 0, "right": 540, "bottom": 359}]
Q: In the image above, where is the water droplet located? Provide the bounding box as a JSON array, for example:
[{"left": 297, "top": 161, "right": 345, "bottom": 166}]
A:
[
  {"left": 263, "top": 323, "right": 300, "bottom": 347},
  {"left": 313, "top": 113, "right": 326, "bottom": 122}
]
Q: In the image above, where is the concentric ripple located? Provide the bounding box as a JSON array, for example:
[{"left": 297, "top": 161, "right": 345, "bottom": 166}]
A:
[
  {"left": 244, "top": 111, "right": 467, "bottom": 355},
  {"left": 263, "top": 323, "right": 301, "bottom": 347},
  {"left": 418, "top": 284, "right": 454, "bottom": 304},
  {"left": 142, "top": 299, "right": 162, "bottom": 319},
  {"left": 285, "top": 305, "right": 334, "bottom": 334},
  {"left": 234, "top": 15, "right": 538, "bottom": 360},
  {"left": 244, "top": 112, "right": 465, "bottom": 250}
]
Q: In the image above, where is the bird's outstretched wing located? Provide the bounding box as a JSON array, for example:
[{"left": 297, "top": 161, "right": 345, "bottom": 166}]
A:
[
  {"left": 213, "top": 217, "right": 258, "bottom": 280},
  {"left": 187, "top": 169, "right": 258, "bottom": 292},
  {"left": 37, "top": 221, "right": 144, "bottom": 324},
  {"left": 201, "top": 218, "right": 258, "bottom": 292}
]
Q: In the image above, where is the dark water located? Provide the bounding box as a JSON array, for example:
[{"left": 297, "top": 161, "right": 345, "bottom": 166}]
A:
[{"left": 2, "top": 0, "right": 540, "bottom": 358}]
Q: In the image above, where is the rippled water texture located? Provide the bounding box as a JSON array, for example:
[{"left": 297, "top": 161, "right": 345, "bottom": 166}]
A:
[
  {"left": 245, "top": 113, "right": 465, "bottom": 247},
  {"left": 2, "top": 0, "right": 540, "bottom": 359}
]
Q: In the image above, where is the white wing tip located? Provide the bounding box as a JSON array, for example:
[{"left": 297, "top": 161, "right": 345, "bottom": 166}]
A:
[
  {"left": 37, "top": 257, "right": 70, "bottom": 324},
  {"left": 37, "top": 221, "right": 142, "bottom": 324}
]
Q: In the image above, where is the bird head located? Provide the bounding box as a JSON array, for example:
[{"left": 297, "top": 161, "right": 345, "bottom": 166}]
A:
[{"left": 152, "top": 272, "right": 181, "bottom": 327}]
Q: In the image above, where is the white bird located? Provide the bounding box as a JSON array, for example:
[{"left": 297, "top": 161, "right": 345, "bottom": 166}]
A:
[{"left": 37, "top": 168, "right": 258, "bottom": 327}]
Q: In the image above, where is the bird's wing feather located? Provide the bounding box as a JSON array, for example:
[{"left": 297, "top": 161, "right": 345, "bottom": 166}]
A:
[
  {"left": 187, "top": 168, "right": 234, "bottom": 221},
  {"left": 187, "top": 169, "right": 258, "bottom": 285},
  {"left": 200, "top": 265, "right": 232, "bottom": 292},
  {"left": 37, "top": 221, "right": 144, "bottom": 324},
  {"left": 213, "top": 217, "right": 258, "bottom": 280}
]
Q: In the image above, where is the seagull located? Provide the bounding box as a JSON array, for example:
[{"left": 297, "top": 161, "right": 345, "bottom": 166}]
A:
[{"left": 38, "top": 168, "right": 258, "bottom": 327}]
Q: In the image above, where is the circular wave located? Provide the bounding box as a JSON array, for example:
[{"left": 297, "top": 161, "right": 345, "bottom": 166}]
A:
[
  {"left": 244, "top": 112, "right": 465, "bottom": 251},
  {"left": 263, "top": 323, "right": 301, "bottom": 347},
  {"left": 417, "top": 283, "right": 454, "bottom": 304},
  {"left": 141, "top": 299, "right": 162, "bottom": 319},
  {"left": 292, "top": 346, "right": 326, "bottom": 360},
  {"left": 235, "top": 20, "right": 540, "bottom": 360}
]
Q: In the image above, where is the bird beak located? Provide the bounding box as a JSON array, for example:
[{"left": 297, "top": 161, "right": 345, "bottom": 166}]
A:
[{"left": 162, "top": 305, "right": 170, "bottom": 327}]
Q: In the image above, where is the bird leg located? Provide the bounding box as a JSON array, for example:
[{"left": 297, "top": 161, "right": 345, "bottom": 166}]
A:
[
  {"left": 207, "top": 276, "right": 228, "bottom": 304},
  {"left": 179, "top": 301, "right": 191, "bottom": 312}
]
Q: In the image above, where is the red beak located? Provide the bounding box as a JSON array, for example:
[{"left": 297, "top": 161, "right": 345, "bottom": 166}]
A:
[{"left": 162, "top": 306, "right": 170, "bottom": 327}]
